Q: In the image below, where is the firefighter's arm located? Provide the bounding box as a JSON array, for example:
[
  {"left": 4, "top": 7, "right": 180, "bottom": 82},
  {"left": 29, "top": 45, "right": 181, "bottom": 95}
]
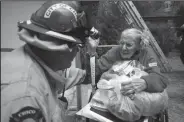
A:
[
  {"left": 64, "top": 67, "right": 86, "bottom": 89},
  {"left": 141, "top": 49, "right": 169, "bottom": 93},
  {"left": 1, "top": 96, "right": 47, "bottom": 122}
]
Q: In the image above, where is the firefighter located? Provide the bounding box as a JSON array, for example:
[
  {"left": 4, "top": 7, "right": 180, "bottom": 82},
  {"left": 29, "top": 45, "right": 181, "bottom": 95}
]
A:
[{"left": 1, "top": 1, "right": 99, "bottom": 122}]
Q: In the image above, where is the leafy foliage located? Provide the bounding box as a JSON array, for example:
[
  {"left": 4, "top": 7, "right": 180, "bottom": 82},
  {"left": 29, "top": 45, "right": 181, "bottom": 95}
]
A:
[{"left": 134, "top": 1, "right": 184, "bottom": 56}]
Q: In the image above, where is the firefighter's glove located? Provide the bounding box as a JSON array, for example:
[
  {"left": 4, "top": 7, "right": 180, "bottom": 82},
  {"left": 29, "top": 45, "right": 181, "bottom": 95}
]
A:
[{"left": 86, "top": 37, "right": 99, "bottom": 57}]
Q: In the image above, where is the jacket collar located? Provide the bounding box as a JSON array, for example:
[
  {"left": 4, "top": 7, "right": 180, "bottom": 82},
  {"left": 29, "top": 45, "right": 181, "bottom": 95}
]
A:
[{"left": 24, "top": 44, "right": 66, "bottom": 92}]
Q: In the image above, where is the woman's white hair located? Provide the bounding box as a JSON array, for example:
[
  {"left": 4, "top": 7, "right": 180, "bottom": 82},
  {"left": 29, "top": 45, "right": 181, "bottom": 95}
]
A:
[{"left": 120, "top": 28, "right": 150, "bottom": 48}]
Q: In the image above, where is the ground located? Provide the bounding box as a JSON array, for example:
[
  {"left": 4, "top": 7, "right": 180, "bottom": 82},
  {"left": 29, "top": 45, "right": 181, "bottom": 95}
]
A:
[
  {"left": 166, "top": 50, "right": 184, "bottom": 122},
  {"left": 66, "top": 49, "right": 184, "bottom": 122},
  {"left": 166, "top": 71, "right": 184, "bottom": 122}
]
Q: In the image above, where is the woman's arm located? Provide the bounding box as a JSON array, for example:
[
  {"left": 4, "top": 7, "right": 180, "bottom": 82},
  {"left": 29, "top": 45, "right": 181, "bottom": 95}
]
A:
[{"left": 141, "top": 47, "right": 169, "bottom": 93}]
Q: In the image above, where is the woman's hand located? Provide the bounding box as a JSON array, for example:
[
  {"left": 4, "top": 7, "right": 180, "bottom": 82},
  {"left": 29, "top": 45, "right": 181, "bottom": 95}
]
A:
[{"left": 120, "top": 78, "right": 147, "bottom": 96}]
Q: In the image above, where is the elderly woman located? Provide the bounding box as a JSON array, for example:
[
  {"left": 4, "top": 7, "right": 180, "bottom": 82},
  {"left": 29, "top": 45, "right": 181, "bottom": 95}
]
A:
[{"left": 95, "top": 28, "right": 169, "bottom": 95}]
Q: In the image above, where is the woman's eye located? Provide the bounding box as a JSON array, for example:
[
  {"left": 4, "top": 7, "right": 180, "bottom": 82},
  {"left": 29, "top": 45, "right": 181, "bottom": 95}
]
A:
[{"left": 127, "top": 43, "right": 133, "bottom": 47}]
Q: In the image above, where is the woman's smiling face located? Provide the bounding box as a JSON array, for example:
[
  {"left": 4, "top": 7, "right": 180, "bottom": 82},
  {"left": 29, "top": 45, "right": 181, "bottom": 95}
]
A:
[{"left": 120, "top": 36, "right": 140, "bottom": 59}]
